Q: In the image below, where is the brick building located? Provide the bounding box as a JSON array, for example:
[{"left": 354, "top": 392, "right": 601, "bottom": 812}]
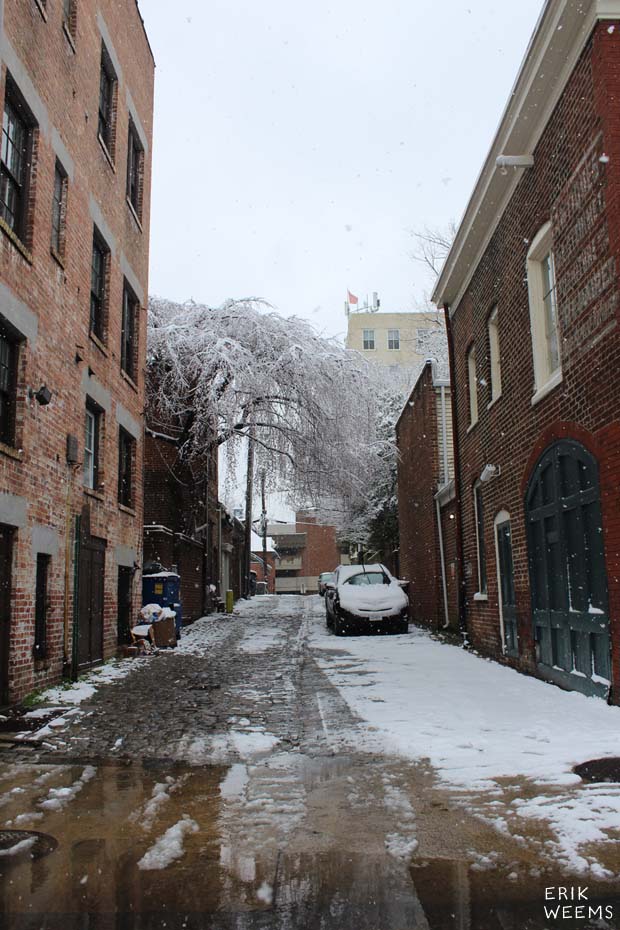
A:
[
  {"left": 433, "top": 0, "right": 620, "bottom": 701},
  {"left": 396, "top": 361, "right": 458, "bottom": 631},
  {"left": 0, "top": 1, "right": 153, "bottom": 702},
  {"left": 268, "top": 511, "right": 347, "bottom": 593}
]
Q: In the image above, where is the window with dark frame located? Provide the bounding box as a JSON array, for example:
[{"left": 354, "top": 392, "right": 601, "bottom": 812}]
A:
[
  {"left": 118, "top": 427, "right": 134, "bottom": 508},
  {"left": 51, "top": 160, "right": 67, "bottom": 258},
  {"left": 121, "top": 281, "right": 138, "bottom": 381},
  {"left": 98, "top": 47, "right": 116, "bottom": 154},
  {"left": 84, "top": 401, "right": 101, "bottom": 490},
  {"left": 0, "top": 329, "right": 17, "bottom": 447},
  {"left": 362, "top": 329, "right": 375, "bottom": 350},
  {"left": 34, "top": 553, "right": 50, "bottom": 659},
  {"left": 0, "top": 81, "right": 34, "bottom": 242},
  {"left": 90, "top": 230, "right": 108, "bottom": 342},
  {"left": 387, "top": 328, "right": 400, "bottom": 350},
  {"left": 126, "top": 122, "right": 144, "bottom": 219}
]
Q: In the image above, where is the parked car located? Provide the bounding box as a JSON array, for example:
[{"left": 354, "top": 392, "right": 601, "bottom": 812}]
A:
[
  {"left": 324, "top": 564, "right": 409, "bottom": 635},
  {"left": 318, "top": 571, "right": 335, "bottom": 596}
]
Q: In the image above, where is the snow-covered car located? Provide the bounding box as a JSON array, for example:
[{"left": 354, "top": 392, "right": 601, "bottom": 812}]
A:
[
  {"left": 325, "top": 564, "right": 409, "bottom": 635},
  {"left": 318, "top": 571, "right": 335, "bottom": 596}
]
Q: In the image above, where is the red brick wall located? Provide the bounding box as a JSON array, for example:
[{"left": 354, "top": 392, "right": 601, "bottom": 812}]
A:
[
  {"left": 450, "top": 23, "right": 620, "bottom": 698},
  {"left": 297, "top": 512, "right": 341, "bottom": 580},
  {"left": 397, "top": 363, "right": 443, "bottom": 628},
  {"left": 0, "top": 1, "right": 153, "bottom": 701}
]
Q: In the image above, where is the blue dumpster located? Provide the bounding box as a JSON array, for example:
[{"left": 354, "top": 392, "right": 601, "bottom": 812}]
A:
[{"left": 142, "top": 571, "right": 182, "bottom": 637}]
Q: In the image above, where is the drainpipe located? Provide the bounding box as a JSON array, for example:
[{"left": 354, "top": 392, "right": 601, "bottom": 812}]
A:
[
  {"left": 440, "top": 385, "right": 449, "bottom": 485},
  {"left": 435, "top": 494, "right": 450, "bottom": 630},
  {"left": 444, "top": 302, "right": 468, "bottom": 637}
]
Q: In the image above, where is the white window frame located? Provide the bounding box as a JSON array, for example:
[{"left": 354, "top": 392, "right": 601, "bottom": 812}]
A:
[
  {"left": 387, "top": 328, "right": 400, "bottom": 350},
  {"left": 487, "top": 306, "right": 502, "bottom": 404},
  {"left": 467, "top": 345, "right": 478, "bottom": 428},
  {"left": 527, "top": 221, "right": 562, "bottom": 404},
  {"left": 473, "top": 481, "right": 487, "bottom": 599},
  {"left": 493, "top": 510, "right": 511, "bottom": 652},
  {"left": 362, "top": 329, "right": 375, "bottom": 350},
  {"left": 84, "top": 407, "right": 96, "bottom": 489}
]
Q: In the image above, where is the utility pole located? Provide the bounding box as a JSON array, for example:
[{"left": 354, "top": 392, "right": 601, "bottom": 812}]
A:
[
  {"left": 243, "top": 426, "right": 255, "bottom": 599},
  {"left": 261, "top": 469, "right": 268, "bottom": 592}
]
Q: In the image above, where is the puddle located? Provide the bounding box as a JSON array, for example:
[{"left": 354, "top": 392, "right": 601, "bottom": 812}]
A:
[{"left": 411, "top": 857, "right": 620, "bottom": 929}]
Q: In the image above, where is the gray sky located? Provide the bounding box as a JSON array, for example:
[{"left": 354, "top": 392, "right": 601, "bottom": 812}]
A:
[{"left": 140, "top": 0, "right": 544, "bottom": 339}]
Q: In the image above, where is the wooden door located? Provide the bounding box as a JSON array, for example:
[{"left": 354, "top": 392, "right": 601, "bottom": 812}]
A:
[
  {"left": 77, "top": 534, "right": 106, "bottom": 668},
  {"left": 0, "top": 525, "right": 13, "bottom": 705},
  {"left": 526, "top": 441, "right": 610, "bottom": 697}
]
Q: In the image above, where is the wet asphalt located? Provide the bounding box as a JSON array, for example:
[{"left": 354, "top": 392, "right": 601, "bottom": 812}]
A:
[{"left": 0, "top": 595, "right": 619, "bottom": 929}]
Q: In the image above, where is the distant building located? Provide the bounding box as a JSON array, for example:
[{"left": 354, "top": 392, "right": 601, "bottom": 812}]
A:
[
  {"left": 345, "top": 309, "right": 446, "bottom": 392},
  {"left": 250, "top": 531, "right": 278, "bottom": 594},
  {"left": 268, "top": 511, "right": 348, "bottom": 594}
]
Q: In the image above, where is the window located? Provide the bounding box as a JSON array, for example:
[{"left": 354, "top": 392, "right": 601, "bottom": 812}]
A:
[
  {"left": 90, "top": 229, "right": 109, "bottom": 342},
  {"left": 474, "top": 482, "right": 487, "bottom": 596},
  {"left": 84, "top": 402, "right": 101, "bottom": 490},
  {"left": 121, "top": 281, "right": 139, "bottom": 381},
  {"left": 98, "top": 46, "right": 117, "bottom": 156},
  {"left": 387, "top": 328, "right": 400, "bottom": 350},
  {"left": 62, "top": 0, "right": 77, "bottom": 41},
  {"left": 527, "top": 222, "right": 562, "bottom": 397},
  {"left": 488, "top": 306, "right": 501, "bottom": 402},
  {"left": 0, "top": 329, "right": 17, "bottom": 446},
  {"left": 51, "top": 161, "right": 67, "bottom": 259},
  {"left": 362, "top": 329, "right": 375, "bottom": 350},
  {"left": 0, "top": 81, "right": 35, "bottom": 243},
  {"left": 467, "top": 345, "right": 478, "bottom": 426},
  {"left": 126, "top": 121, "right": 144, "bottom": 220},
  {"left": 34, "top": 553, "right": 50, "bottom": 659},
  {"left": 118, "top": 428, "right": 134, "bottom": 508}
]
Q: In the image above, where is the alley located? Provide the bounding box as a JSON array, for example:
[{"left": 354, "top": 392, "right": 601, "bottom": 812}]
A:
[{"left": 1, "top": 596, "right": 620, "bottom": 929}]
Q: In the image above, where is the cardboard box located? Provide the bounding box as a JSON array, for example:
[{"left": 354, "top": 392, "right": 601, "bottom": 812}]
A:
[{"left": 152, "top": 617, "right": 177, "bottom": 648}]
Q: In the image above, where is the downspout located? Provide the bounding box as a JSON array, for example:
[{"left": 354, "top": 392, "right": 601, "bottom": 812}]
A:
[
  {"left": 437, "top": 383, "right": 450, "bottom": 629},
  {"left": 444, "top": 302, "right": 468, "bottom": 637}
]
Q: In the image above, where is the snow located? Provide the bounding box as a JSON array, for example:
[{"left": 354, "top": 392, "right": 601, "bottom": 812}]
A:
[
  {"left": 0, "top": 836, "right": 36, "bottom": 858},
  {"left": 137, "top": 816, "right": 199, "bottom": 870},
  {"left": 39, "top": 766, "right": 96, "bottom": 812},
  {"left": 220, "top": 764, "right": 250, "bottom": 800},
  {"left": 35, "top": 661, "right": 134, "bottom": 707}
]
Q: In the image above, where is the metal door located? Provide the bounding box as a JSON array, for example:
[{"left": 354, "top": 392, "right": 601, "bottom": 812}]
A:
[
  {"left": 0, "top": 525, "right": 13, "bottom": 705},
  {"left": 526, "top": 440, "right": 610, "bottom": 697},
  {"left": 77, "top": 534, "right": 106, "bottom": 668},
  {"left": 496, "top": 520, "right": 518, "bottom": 656}
]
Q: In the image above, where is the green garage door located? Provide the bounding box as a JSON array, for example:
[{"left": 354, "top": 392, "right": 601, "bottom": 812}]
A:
[{"left": 526, "top": 440, "right": 611, "bottom": 698}]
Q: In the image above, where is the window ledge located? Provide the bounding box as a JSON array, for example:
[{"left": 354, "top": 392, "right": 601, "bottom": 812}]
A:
[
  {"left": 89, "top": 331, "right": 109, "bottom": 357},
  {"left": 473, "top": 592, "right": 488, "bottom": 602},
  {"left": 126, "top": 197, "right": 143, "bottom": 231},
  {"left": 84, "top": 487, "right": 104, "bottom": 502},
  {"left": 0, "top": 441, "right": 23, "bottom": 462},
  {"left": 487, "top": 393, "right": 502, "bottom": 410},
  {"left": 120, "top": 369, "right": 139, "bottom": 392},
  {"left": 0, "top": 218, "right": 33, "bottom": 263},
  {"left": 62, "top": 22, "right": 76, "bottom": 52},
  {"left": 34, "top": 0, "right": 48, "bottom": 21},
  {"left": 118, "top": 503, "right": 136, "bottom": 517},
  {"left": 98, "top": 135, "right": 116, "bottom": 171},
  {"left": 466, "top": 419, "right": 478, "bottom": 434},
  {"left": 531, "top": 369, "right": 563, "bottom": 407},
  {"left": 50, "top": 245, "right": 65, "bottom": 269}
]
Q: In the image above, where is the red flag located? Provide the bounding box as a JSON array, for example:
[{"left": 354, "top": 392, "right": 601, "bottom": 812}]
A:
[{"left": 347, "top": 290, "right": 358, "bottom": 305}]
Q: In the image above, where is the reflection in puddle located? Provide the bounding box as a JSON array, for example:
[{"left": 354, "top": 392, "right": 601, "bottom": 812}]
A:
[{"left": 411, "top": 857, "right": 620, "bottom": 930}]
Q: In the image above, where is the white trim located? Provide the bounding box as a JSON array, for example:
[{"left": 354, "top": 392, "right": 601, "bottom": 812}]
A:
[
  {"left": 531, "top": 367, "right": 564, "bottom": 406},
  {"left": 488, "top": 305, "right": 502, "bottom": 401},
  {"left": 473, "top": 592, "right": 488, "bottom": 602},
  {"left": 527, "top": 222, "right": 562, "bottom": 395},
  {"left": 467, "top": 345, "right": 478, "bottom": 427},
  {"left": 433, "top": 1, "right": 618, "bottom": 312}
]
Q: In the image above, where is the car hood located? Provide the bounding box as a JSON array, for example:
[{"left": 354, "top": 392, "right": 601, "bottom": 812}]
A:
[{"left": 338, "top": 583, "right": 408, "bottom": 615}]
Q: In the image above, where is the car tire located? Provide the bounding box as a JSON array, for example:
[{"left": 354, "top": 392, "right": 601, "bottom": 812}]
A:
[
  {"left": 397, "top": 619, "right": 409, "bottom": 634},
  {"left": 334, "top": 613, "right": 346, "bottom": 636},
  {"left": 326, "top": 611, "right": 331, "bottom": 629}
]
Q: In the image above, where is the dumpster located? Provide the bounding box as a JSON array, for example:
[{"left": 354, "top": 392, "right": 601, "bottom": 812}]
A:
[{"left": 142, "top": 570, "right": 182, "bottom": 637}]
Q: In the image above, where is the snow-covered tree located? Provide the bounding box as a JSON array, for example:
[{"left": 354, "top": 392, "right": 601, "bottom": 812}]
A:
[{"left": 147, "top": 298, "right": 394, "bottom": 519}]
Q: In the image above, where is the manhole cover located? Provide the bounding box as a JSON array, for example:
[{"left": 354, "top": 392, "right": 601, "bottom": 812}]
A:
[
  {"left": 573, "top": 757, "right": 620, "bottom": 783},
  {"left": 0, "top": 830, "right": 57, "bottom": 862}
]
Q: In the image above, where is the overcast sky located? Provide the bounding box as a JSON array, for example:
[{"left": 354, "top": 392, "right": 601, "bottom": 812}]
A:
[{"left": 140, "top": 0, "right": 544, "bottom": 340}]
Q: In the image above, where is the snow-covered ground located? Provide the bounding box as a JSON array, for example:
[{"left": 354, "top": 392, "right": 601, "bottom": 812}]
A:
[{"left": 306, "top": 598, "right": 620, "bottom": 876}]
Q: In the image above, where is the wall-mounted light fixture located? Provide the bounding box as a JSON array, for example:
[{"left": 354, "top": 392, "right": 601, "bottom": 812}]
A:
[
  {"left": 480, "top": 464, "right": 501, "bottom": 484},
  {"left": 29, "top": 385, "right": 53, "bottom": 406}
]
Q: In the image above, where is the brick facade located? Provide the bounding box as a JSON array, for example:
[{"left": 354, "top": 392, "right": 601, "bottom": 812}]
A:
[
  {"left": 396, "top": 361, "right": 458, "bottom": 630},
  {"left": 0, "top": 1, "right": 153, "bottom": 702},
  {"left": 436, "top": 11, "right": 620, "bottom": 702}
]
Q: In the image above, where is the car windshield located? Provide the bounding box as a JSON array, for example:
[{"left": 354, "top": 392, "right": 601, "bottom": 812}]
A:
[
  {"left": 344, "top": 572, "right": 388, "bottom": 586},
  {"left": 320, "top": 573, "right": 334, "bottom": 581}
]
